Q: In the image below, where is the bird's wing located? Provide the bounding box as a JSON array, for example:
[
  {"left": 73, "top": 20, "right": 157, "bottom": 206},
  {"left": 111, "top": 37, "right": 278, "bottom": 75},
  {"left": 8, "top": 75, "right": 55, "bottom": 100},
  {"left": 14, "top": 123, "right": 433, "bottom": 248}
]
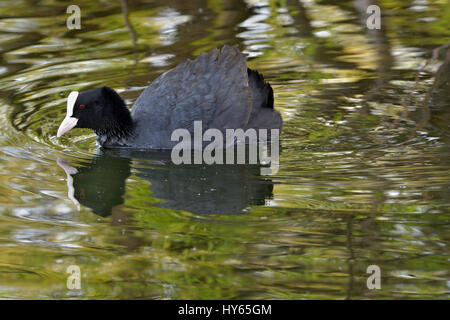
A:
[{"left": 131, "top": 46, "right": 253, "bottom": 148}]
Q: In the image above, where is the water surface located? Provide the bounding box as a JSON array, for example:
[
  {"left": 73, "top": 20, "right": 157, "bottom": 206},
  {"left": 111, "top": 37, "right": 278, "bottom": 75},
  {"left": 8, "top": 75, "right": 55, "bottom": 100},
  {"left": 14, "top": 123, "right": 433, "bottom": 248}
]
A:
[{"left": 0, "top": 0, "right": 449, "bottom": 299}]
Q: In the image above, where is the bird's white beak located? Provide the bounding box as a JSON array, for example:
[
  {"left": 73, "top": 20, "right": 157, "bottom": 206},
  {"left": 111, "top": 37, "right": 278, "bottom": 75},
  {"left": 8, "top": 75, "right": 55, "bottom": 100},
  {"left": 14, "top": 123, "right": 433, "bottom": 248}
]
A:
[
  {"left": 57, "top": 117, "right": 78, "bottom": 137},
  {"left": 57, "top": 91, "right": 79, "bottom": 137}
]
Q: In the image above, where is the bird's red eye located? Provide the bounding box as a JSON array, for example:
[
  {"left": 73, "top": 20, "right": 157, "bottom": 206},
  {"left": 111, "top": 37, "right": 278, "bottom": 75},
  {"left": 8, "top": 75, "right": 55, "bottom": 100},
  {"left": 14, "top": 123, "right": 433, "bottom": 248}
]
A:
[{"left": 80, "top": 105, "right": 85, "bottom": 110}]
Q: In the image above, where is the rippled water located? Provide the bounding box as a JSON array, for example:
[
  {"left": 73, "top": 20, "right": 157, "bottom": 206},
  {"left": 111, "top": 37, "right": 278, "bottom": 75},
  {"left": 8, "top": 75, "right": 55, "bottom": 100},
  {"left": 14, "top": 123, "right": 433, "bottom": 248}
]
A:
[{"left": 0, "top": 0, "right": 449, "bottom": 299}]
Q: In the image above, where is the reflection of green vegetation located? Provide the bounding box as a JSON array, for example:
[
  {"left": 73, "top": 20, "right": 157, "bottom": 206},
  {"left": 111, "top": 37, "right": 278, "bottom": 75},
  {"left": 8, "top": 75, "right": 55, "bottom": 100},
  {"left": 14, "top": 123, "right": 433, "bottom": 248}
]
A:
[
  {"left": 190, "top": 0, "right": 239, "bottom": 54},
  {"left": 0, "top": 0, "right": 449, "bottom": 299},
  {"left": 382, "top": 0, "right": 450, "bottom": 46}
]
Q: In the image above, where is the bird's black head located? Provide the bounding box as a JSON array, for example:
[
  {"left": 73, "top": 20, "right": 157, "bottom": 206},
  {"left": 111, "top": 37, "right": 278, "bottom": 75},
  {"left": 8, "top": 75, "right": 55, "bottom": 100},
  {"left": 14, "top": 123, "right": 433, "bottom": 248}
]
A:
[{"left": 57, "top": 86, "right": 133, "bottom": 140}]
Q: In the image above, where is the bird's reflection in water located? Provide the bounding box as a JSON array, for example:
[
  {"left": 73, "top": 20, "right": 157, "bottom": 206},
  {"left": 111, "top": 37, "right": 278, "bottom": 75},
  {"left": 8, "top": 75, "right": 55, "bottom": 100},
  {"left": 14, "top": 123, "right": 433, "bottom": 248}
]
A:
[
  {"left": 57, "top": 149, "right": 275, "bottom": 217},
  {"left": 57, "top": 154, "right": 131, "bottom": 216}
]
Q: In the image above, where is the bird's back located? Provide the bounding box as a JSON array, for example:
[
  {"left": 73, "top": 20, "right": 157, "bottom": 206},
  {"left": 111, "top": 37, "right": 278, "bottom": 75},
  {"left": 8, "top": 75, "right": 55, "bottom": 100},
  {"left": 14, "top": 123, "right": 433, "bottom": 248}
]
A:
[{"left": 130, "top": 45, "right": 281, "bottom": 149}]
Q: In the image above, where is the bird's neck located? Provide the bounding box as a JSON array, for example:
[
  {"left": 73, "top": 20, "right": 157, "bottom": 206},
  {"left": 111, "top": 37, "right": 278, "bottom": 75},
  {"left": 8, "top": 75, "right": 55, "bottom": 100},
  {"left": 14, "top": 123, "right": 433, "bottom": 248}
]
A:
[{"left": 95, "top": 104, "right": 135, "bottom": 147}]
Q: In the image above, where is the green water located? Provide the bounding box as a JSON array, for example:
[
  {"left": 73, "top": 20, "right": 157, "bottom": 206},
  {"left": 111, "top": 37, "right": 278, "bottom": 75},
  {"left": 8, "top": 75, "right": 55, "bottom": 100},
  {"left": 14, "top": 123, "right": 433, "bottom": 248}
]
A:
[{"left": 0, "top": 0, "right": 449, "bottom": 299}]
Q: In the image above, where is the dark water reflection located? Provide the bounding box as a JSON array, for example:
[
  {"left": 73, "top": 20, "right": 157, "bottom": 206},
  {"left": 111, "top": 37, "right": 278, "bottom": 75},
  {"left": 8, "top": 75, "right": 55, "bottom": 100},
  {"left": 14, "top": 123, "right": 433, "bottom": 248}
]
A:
[
  {"left": 0, "top": 0, "right": 449, "bottom": 299},
  {"left": 58, "top": 150, "right": 275, "bottom": 217}
]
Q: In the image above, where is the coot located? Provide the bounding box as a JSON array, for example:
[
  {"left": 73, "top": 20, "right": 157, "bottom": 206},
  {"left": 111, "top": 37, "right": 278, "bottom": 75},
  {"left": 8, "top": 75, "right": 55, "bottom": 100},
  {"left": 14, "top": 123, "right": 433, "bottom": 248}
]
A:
[{"left": 57, "top": 45, "right": 282, "bottom": 149}]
